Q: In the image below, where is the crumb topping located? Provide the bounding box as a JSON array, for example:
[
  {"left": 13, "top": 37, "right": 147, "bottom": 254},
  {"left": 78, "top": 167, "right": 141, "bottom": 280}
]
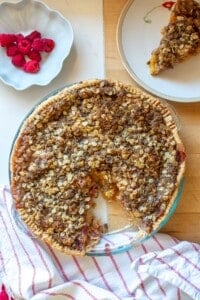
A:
[{"left": 149, "top": 0, "right": 200, "bottom": 75}]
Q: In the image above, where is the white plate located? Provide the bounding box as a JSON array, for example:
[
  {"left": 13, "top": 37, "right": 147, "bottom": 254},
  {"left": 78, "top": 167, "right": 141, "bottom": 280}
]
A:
[
  {"left": 0, "top": 0, "right": 73, "bottom": 90},
  {"left": 117, "top": 0, "right": 200, "bottom": 103}
]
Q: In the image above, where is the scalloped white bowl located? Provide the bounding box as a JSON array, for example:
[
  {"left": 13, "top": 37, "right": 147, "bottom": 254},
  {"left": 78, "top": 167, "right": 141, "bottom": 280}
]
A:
[{"left": 0, "top": 0, "right": 74, "bottom": 90}]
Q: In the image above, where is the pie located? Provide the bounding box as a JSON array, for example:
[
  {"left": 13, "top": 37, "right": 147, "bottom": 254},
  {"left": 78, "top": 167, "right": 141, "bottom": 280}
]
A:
[
  {"left": 10, "top": 79, "right": 186, "bottom": 255},
  {"left": 148, "top": 0, "right": 200, "bottom": 75}
]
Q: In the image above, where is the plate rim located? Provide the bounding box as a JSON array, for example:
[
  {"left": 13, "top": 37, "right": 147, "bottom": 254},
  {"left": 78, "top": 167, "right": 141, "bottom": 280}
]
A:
[{"left": 116, "top": 0, "right": 200, "bottom": 103}]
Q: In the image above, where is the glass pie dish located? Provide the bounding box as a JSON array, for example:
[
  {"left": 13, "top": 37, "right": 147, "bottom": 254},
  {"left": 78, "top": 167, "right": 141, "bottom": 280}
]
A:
[{"left": 9, "top": 84, "right": 185, "bottom": 256}]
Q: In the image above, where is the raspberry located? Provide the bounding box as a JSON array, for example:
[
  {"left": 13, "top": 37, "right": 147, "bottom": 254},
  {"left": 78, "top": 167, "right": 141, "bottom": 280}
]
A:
[
  {"left": 0, "top": 34, "right": 16, "bottom": 47},
  {"left": 26, "top": 30, "right": 41, "bottom": 41},
  {"left": 23, "top": 60, "right": 40, "bottom": 73},
  {"left": 6, "top": 44, "right": 19, "bottom": 57},
  {"left": 31, "top": 38, "right": 45, "bottom": 51},
  {"left": 27, "top": 49, "right": 41, "bottom": 62},
  {"left": 12, "top": 53, "right": 26, "bottom": 67},
  {"left": 42, "top": 38, "right": 55, "bottom": 52},
  {"left": 32, "top": 38, "right": 55, "bottom": 52},
  {"left": 18, "top": 38, "right": 31, "bottom": 54},
  {"left": 16, "top": 33, "right": 24, "bottom": 42}
]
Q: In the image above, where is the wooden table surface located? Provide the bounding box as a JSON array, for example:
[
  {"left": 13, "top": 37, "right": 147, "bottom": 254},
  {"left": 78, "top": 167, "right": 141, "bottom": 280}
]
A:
[{"left": 104, "top": 0, "right": 200, "bottom": 243}]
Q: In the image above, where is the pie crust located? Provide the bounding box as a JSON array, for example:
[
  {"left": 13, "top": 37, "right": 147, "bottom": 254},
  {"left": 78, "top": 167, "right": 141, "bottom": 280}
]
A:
[
  {"left": 148, "top": 0, "right": 200, "bottom": 75},
  {"left": 10, "top": 79, "right": 186, "bottom": 255}
]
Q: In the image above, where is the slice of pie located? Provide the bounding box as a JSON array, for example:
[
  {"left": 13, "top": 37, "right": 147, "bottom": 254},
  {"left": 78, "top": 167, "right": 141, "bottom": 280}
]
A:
[
  {"left": 148, "top": 0, "right": 200, "bottom": 75},
  {"left": 10, "top": 79, "right": 186, "bottom": 255}
]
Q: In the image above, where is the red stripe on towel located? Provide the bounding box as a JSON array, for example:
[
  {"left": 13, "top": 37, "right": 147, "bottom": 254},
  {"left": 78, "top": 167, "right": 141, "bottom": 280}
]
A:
[
  {"left": 101, "top": 236, "right": 115, "bottom": 246},
  {"left": 191, "top": 243, "right": 200, "bottom": 255},
  {"left": 144, "top": 237, "right": 166, "bottom": 297},
  {"left": 140, "top": 255, "right": 166, "bottom": 297},
  {"left": 177, "top": 287, "right": 181, "bottom": 300},
  {"left": 127, "top": 247, "right": 155, "bottom": 299},
  {"left": 72, "top": 256, "right": 88, "bottom": 281},
  {"left": 156, "top": 257, "right": 200, "bottom": 293},
  {"left": 3, "top": 189, "right": 36, "bottom": 295},
  {"left": 5, "top": 187, "right": 53, "bottom": 290},
  {"left": 72, "top": 281, "right": 98, "bottom": 300},
  {"left": 92, "top": 257, "right": 119, "bottom": 297},
  {"left": 141, "top": 243, "right": 148, "bottom": 254},
  {"left": 46, "top": 245, "right": 69, "bottom": 282},
  {"left": 153, "top": 236, "right": 200, "bottom": 273},
  {"left": 137, "top": 258, "right": 152, "bottom": 300},
  {"left": 0, "top": 212, "right": 23, "bottom": 298},
  {"left": 126, "top": 250, "right": 133, "bottom": 263},
  {"left": 109, "top": 254, "right": 134, "bottom": 297},
  {"left": 33, "top": 241, "right": 53, "bottom": 288},
  {"left": 153, "top": 235, "right": 165, "bottom": 250},
  {"left": 40, "top": 291, "right": 75, "bottom": 299},
  {"left": 172, "top": 247, "right": 200, "bottom": 272}
]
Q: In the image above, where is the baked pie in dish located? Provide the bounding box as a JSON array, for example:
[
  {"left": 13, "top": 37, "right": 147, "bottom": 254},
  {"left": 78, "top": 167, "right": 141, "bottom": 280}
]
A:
[{"left": 10, "top": 79, "right": 186, "bottom": 255}]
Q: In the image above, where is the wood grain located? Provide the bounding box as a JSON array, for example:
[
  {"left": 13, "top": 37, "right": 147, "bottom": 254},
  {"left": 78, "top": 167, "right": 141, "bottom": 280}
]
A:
[{"left": 104, "top": 0, "right": 200, "bottom": 243}]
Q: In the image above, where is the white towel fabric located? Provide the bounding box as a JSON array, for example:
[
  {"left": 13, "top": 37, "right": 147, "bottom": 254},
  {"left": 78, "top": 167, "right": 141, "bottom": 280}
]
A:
[{"left": 0, "top": 186, "right": 199, "bottom": 300}]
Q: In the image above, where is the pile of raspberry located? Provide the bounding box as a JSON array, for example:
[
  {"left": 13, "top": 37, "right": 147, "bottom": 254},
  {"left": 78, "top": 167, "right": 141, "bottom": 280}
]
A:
[{"left": 0, "top": 30, "right": 55, "bottom": 73}]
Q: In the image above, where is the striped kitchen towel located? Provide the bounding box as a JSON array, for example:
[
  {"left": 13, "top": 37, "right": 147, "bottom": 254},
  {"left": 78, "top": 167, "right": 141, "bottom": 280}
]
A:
[{"left": 0, "top": 186, "right": 199, "bottom": 300}]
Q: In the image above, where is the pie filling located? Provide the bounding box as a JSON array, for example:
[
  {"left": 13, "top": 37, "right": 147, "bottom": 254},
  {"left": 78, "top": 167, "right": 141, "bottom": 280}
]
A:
[{"left": 10, "top": 79, "right": 185, "bottom": 255}]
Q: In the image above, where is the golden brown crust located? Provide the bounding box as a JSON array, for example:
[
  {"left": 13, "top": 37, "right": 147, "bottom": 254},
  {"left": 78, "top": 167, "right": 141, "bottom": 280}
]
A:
[
  {"left": 10, "top": 79, "right": 185, "bottom": 255},
  {"left": 148, "top": 0, "right": 200, "bottom": 75}
]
